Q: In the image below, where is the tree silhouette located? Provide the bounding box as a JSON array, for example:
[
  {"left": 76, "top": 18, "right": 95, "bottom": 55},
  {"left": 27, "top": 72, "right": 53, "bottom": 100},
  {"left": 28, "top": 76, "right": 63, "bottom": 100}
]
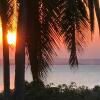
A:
[
  {"left": 54, "top": 0, "right": 89, "bottom": 66},
  {"left": 14, "top": 0, "right": 27, "bottom": 100},
  {"left": 25, "top": 0, "right": 100, "bottom": 68},
  {"left": 25, "top": 0, "right": 59, "bottom": 81},
  {"left": 0, "top": 0, "right": 13, "bottom": 100}
]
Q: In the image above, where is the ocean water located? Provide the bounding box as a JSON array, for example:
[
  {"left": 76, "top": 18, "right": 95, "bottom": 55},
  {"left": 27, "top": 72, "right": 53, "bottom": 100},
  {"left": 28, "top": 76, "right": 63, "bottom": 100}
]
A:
[
  {"left": 45, "top": 65, "right": 100, "bottom": 88},
  {"left": 0, "top": 65, "right": 100, "bottom": 91}
]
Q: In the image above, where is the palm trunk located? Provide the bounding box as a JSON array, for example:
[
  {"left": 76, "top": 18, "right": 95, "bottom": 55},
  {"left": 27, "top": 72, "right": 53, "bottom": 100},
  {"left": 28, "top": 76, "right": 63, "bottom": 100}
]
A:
[
  {"left": 2, "top": 20, "right": 10, "bottom": 100},
  {"left": 14, "top": 32, "right": 25, "bottom": 100},
  {"left": 26, "top": 0, "right": 41, "bottom": 82},
  {"left": 14, "top": 0, "right": 27, "bottom": 100}
]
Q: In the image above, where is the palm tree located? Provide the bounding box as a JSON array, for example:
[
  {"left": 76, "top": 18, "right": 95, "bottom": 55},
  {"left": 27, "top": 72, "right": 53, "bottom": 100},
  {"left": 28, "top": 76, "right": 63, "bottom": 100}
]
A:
[
  {"left": 15, "top": 0, "right": 99, "bottom": 85},
  {"left": 0, "top": 0, "right": 13, "bottom": 100},
  {"left": 14, "top": 0, "right": 58, "bottom": 99},
  {"left": 28, "top": 0, "right": 92, "bottom": 68},
  {"left": 15, "top": 0, "right": 100, "bottom": 99},
  {"left": 15, "top": 0, "right": 100, "bottom": 94},
  {"left": 25, "top": 0, "right": 59, "bottom": 81},
  {"left": 25, "top": 0, "right": 100, "bottom": 88},
  {"left": 36, "top": 0, "right": 100, "bottom": 68},
  {"left": 25, "top": 0, "right": 92, "bottom": 81},
  {"left": 14, "top": 0, "right": 27, "bottom": 100}
]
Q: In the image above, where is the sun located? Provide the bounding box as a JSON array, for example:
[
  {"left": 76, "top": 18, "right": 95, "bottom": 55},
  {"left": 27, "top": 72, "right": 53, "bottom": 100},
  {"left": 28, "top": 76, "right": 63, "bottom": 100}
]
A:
[{"left": 7, "top": 31, "right": 16, "bottom": 46}]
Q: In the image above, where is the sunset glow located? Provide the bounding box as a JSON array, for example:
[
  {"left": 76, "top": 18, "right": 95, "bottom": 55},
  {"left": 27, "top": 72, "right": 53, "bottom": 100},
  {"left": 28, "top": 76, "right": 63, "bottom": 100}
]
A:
[{"left": 7, "top": 32, "right": 16, "bottom": 46}]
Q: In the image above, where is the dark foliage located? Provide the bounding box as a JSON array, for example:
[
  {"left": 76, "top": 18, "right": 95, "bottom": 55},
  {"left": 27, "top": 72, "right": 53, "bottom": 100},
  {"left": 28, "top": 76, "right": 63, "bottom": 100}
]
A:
[
  {"left": 1, "top": 81, "right": 100, "bottom": 100},
  {"left": 59, "top": 0, "right": 89, "bottom": 66},
  {"left": 25, "top": 0, "right": 59, "bottom": 80}
]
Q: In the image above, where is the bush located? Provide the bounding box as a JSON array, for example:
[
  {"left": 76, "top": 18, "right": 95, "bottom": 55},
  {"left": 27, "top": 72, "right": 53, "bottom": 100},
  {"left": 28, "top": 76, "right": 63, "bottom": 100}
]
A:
[{"left": 1, "top": 81, "right": 100, "bottom": 100}]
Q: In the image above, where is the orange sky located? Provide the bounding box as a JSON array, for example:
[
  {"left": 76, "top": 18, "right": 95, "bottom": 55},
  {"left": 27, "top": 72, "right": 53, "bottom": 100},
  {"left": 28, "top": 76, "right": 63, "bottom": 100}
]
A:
[
  {"left": 0, "top": 19, "right": 100, "bottom": 60},
  {"left": 0, "top": 1, "right": 100, "bottom": 60},
  {"left": 54, "top": 17, "right": 100, "bottom": 59}
]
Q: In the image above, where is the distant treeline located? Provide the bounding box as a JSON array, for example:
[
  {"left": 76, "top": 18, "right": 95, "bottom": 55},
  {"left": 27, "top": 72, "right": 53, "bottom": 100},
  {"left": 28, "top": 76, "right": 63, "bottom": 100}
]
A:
[
  {"left": 0, "top": 81, "right": 100, "bottom": 100},
  {"left": 0, "top": 59, "right": 100, "bottom": 65},
  {"left": 53, "top": 59, "right": 100, "bottom": 65}
]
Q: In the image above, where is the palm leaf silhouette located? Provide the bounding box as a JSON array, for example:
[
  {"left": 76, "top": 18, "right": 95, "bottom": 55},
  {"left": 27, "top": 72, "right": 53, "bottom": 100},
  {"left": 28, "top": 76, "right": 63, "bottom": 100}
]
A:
[
  {"left": 94, "top": 0, "right": 100, "bottom": 33},
  {"left": 84, "top": 0, "right": 100, "bottom": 34},
  {"left": 0, "top": 0, "right": 14, "bottom": 29},
  {"left": 60, "top": 0, "right": 89, "bottom": 66},
  {"left": 25, "top": 0, "right": 59, "bottom": 81},
  {"left": 88, "top": 0, "right": 95, "bottom": 33}
]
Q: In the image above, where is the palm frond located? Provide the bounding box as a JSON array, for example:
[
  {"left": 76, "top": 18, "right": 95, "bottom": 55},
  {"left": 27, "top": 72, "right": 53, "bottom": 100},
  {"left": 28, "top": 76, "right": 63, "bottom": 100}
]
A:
[
  {"left": 0, "top": 0, "right": 9, "bottom": 22},
  {"left": 0, "top": 0, "right": 14, "bottom": 25},
  {"left": 43, "top": 0, "right": 61, "bottom": 33},
  {"left": 94, "top": 0, "right": 100, "bottom": 33},
  {"left": 88, "top": 0, "right": 95, "bottom": 33},
  {"left": 25, "top": 0, "right": 59, "bottom": 81},
  {"left": 7, "top": 0, "right": 15, "bottom": 30},
  {"left": 61, "top": 0, "right": 89, "bottom": 66}
]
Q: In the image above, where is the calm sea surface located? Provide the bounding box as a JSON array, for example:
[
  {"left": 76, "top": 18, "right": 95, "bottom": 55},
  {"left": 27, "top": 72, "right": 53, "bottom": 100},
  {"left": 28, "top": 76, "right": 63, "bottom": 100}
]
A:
[{"left": 0, "top": 65, "right": 100, "bottom": 91}]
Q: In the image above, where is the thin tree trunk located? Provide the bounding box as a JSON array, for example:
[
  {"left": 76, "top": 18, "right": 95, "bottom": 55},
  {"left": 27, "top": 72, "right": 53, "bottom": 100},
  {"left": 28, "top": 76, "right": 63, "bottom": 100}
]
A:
[
  {"left": 14, "top": 0, "right": 27, "bottom": 100},
  {"left": 2, "top": 20, "right": 10, "bottom": 100},
  {"left": 14, "top": 32, "right": 25, "bottom": 100},
  {"left": 26, "top": 0, "right": 41, "bottom": 82}
]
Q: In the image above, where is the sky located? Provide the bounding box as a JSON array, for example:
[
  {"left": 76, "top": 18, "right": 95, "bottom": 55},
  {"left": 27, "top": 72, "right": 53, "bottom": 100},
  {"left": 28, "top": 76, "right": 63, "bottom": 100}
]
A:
[{"left": 0, "top": 20, "right": 100, "bottom": 61}]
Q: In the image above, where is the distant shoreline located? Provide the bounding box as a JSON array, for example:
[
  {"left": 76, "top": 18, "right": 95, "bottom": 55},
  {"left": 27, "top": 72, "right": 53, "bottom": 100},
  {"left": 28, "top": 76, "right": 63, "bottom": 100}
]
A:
[{"left": 0, "top": 59, "right": 100, "bottom": 65}]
